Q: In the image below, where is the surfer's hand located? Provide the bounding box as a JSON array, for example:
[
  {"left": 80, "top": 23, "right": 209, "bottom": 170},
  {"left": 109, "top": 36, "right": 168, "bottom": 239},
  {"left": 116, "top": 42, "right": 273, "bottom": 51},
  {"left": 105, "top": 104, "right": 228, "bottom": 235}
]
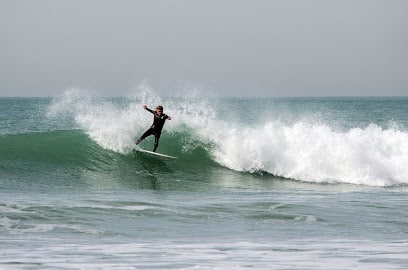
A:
[
  {"left": 168, "top": 116, "right": 172, "bottom": 120},
  {"left": 143, "top": 105, "right": 147, "bottom": 110}
]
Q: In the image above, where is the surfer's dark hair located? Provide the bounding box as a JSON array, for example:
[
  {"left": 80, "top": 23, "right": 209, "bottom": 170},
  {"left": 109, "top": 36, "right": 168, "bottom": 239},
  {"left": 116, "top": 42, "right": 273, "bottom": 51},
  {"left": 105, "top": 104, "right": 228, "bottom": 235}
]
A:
[{"left": 156, "top": 105, "right": 163, "bottom": 111}]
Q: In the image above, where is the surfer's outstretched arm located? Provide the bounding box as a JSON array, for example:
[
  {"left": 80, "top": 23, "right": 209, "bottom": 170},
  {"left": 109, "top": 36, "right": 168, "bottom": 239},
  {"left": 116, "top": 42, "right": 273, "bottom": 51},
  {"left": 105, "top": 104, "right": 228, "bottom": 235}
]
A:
[{"left": 143, "top": 105, "right": 155, "bottom": 114}]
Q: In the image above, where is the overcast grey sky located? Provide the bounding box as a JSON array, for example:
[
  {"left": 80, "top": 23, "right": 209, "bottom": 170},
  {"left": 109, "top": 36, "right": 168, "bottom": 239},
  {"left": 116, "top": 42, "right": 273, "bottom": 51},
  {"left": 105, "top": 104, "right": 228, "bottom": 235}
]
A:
[{"left": 1, "top": 0, "right": 407, "bottom": 97}]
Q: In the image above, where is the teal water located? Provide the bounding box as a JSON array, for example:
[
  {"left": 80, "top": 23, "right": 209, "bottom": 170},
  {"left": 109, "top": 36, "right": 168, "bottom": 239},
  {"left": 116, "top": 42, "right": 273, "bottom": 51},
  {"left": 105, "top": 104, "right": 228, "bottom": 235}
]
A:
[{"left": 1, "top": 92, "right": 408, "bottom": 269}]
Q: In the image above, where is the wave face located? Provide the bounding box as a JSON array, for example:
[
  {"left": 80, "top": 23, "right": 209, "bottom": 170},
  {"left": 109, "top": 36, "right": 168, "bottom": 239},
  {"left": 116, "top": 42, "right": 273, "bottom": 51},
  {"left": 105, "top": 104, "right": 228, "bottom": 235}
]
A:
[
  {"left": 3, "top": 90, "right": 408, "bottom": 187},
  {"left": 0, "top": 130, "right": 107, "bottom": 168}
]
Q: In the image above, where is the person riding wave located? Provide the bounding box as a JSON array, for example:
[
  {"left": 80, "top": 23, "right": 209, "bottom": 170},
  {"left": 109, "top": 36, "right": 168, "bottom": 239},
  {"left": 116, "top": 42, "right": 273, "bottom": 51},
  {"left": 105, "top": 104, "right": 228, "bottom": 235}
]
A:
[{"left": 135, "top": 105, "right": 172, "bottom": 152}]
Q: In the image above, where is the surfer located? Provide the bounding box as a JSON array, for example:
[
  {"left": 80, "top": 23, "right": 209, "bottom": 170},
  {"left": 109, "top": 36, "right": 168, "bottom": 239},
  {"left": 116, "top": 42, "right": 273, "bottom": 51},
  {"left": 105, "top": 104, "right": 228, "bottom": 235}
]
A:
[{"left": 135, "top": 105, "right": 172, "bottom": 152}]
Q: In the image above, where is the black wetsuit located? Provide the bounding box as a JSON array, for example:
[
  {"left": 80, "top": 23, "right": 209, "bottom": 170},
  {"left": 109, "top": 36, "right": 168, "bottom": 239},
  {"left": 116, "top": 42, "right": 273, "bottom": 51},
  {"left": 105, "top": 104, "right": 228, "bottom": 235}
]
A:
[{"left": 136, "top": 108, "right": 170, "bottom": 152}]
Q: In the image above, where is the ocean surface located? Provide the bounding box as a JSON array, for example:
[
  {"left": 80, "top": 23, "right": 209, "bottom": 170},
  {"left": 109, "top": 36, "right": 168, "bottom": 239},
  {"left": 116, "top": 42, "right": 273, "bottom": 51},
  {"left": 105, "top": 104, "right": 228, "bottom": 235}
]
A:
[{"left": 1, "top": 90, "right": 408, "bottom": 269}]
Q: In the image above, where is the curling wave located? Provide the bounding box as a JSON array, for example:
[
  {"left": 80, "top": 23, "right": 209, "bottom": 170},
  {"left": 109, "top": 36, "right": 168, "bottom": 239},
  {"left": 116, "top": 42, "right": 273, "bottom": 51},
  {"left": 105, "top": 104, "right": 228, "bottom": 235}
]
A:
[{"left": 40, "top": 90, "right": 408, "bottom": 187}]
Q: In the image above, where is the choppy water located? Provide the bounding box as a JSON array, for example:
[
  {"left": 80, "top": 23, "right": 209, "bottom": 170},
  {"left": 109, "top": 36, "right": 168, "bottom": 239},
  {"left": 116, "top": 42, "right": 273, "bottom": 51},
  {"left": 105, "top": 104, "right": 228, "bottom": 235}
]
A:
[{"left": 1, "top": 90, "right": 408, "bottom": 269}]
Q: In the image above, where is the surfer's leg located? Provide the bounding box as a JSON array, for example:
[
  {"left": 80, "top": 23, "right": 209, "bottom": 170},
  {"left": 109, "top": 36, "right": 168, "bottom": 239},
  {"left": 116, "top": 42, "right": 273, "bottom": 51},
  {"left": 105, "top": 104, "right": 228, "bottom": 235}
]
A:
[
  {"left": 136, "top": 128, "right": 154, "bottom": 145},
  {"left": 153, "top": 133, "right": 161, "bottom": 152}
]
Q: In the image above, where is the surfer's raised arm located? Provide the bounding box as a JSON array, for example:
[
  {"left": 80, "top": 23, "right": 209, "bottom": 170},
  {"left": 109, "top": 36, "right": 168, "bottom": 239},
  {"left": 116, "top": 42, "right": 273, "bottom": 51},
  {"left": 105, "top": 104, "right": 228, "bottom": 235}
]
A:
[{"left": 143, "top": 105, "right": 154, "bottom": 114}]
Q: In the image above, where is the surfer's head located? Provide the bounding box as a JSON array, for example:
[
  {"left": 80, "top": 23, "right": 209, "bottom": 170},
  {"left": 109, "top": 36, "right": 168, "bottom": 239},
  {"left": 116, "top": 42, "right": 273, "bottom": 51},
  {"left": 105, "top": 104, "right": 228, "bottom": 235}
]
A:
[{"left": 156, "top": 105, "right": 163, "bottom": 115}]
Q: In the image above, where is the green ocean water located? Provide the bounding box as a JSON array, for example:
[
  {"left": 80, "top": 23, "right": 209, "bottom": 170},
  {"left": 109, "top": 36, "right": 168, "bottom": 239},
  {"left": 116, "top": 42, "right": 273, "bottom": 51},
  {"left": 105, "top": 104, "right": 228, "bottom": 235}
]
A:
[{"left": 1, "top": 92, "right": 408, "bottom": 269}]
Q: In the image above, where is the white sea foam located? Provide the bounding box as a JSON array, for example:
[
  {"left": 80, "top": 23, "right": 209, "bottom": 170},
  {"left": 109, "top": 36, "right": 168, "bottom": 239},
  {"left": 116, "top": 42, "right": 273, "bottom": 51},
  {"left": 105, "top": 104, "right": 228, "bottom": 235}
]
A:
[
  {"left": 210, "top": 121, "right": 408, "bottom": 186},
  {"left": 48, "top": 88, "right": 408, "bottom": 187}
]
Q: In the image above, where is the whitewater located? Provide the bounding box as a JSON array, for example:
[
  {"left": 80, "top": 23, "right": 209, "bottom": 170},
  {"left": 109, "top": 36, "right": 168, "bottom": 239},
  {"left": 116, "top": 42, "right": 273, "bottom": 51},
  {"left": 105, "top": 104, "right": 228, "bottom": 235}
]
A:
[{"left": 1, "top": 89, "right": 408, "bottom": 269}]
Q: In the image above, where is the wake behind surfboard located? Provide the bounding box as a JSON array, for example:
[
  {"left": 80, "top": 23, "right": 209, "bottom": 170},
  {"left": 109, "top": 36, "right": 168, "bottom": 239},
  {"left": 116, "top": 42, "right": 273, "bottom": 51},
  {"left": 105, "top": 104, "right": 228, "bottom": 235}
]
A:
[{"left": 133, "top": 148, "right": 178, "bottom": 160}]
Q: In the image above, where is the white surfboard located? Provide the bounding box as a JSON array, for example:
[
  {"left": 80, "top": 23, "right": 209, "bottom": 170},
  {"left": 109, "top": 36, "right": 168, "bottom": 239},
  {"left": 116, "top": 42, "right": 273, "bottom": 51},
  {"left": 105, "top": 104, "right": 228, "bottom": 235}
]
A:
[{"left": 136, "top": 149, "right": 178, "bottom": 160}]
